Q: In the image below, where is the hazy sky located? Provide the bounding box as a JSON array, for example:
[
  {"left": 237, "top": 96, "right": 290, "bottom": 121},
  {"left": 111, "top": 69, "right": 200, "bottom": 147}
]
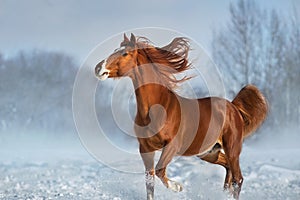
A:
[{"left": 0, "top": 0, "right": 297, "bottom": 61}]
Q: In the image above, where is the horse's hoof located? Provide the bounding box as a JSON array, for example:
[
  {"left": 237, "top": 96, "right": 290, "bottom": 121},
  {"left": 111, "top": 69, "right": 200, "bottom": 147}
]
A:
[
  {"left": 147, "top": 194, "right": 154, "bottom": 200},
  {"left": 167, "top": 180, "right": 183, "bottom": 192}
]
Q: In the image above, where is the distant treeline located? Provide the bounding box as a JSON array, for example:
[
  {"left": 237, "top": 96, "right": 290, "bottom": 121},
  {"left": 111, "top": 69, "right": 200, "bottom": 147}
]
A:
[{"left": 0, "top": 51, "right": 77, "bottom": 134}]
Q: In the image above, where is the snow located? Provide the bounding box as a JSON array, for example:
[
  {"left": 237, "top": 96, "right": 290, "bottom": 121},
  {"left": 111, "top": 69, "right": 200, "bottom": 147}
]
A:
[{"left": 0, "top": 130, "right": 300, "bottom": 200}]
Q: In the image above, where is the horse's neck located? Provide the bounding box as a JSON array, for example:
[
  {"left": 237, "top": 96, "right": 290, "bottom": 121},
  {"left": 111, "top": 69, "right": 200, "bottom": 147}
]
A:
[{"left": 132, "top": 72, "right": 172, "bottom": 121}]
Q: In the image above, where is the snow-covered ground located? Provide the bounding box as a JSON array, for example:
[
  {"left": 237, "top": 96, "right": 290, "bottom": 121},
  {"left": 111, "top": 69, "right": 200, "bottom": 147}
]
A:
[{"left": 0, "top": 129, "right": 300, "bottom": 200}]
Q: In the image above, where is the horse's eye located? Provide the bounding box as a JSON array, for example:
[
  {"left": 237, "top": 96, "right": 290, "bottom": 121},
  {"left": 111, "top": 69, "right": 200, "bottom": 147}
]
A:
[{"left": 122, "top": 52, "right": 128, "bottom": 57}]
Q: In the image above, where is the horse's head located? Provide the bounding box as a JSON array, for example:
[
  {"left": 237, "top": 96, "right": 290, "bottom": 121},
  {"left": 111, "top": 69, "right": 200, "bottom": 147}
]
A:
[{"left": 95, "top": 33, "right": 138, "bottom": 80}]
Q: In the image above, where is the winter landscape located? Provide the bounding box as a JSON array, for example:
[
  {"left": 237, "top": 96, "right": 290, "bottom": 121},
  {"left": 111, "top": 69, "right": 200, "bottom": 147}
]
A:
[
  {"left": 0, "top": 129, "right": 300, "bottom": 200},
  {"left": 1, "top": 0, "right": 299, "bottom": 199}
]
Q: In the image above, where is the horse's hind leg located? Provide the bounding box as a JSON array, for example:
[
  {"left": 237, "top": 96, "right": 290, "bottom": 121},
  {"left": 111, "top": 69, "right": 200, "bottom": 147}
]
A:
[
  {"left": 215, "top": 152, "right": 233, "bottom": 190},
  {"left": 200, "top": 149, "right": 232, "bottom": 190},
  {"left": 225, "top": 155, "right": 243, "bottom": 199},
  {"left": 222, "top": 130, "right": 244, "bottom": 200}
]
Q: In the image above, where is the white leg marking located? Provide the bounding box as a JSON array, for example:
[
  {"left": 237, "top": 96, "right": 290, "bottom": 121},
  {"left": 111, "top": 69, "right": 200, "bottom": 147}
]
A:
[
  {"left": 145, "top": 171, "right": 154, "bottom": 200},
  {"left": 167, "top": 180, "right": 183, "bottom": 192}
]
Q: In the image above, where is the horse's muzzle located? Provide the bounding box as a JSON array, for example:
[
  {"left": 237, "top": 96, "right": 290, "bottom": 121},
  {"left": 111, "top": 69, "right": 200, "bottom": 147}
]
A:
[{"left": 95, "top": 60, "right": 109, "bottom": 81}]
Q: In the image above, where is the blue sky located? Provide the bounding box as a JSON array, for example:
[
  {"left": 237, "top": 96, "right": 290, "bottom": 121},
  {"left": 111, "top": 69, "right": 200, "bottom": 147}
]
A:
[{"left": 0, "top": 0, "right": 297, "bottom": 60}]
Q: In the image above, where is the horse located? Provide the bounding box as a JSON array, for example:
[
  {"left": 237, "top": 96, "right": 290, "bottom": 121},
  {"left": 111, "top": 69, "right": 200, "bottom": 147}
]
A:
[{"left": 94, "top": 33, "right": 268, "bottom": 200}]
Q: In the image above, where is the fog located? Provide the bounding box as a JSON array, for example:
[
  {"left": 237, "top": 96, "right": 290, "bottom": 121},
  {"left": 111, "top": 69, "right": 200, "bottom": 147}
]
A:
[{"left": 0, "top": 0, "right": 299, "bottom": 199}]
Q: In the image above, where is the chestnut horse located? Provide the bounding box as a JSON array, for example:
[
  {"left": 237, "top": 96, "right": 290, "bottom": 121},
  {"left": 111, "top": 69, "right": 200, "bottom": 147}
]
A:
[{"left": 95, "top": 34, "right": 268, "bottom": 200}]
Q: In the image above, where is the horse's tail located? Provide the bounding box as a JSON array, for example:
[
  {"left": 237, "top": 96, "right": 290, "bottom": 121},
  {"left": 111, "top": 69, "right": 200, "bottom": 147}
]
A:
[{"left": 232, "top": 84, "right": 268, "bottom": 138}]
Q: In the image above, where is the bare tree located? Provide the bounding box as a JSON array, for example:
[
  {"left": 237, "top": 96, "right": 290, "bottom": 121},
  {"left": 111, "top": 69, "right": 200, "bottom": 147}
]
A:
[
  {"left": 285, "top": 6, "right": 300, "bottom": 124},
  {"left": 212, "top": 0, "right": 263, "bottom": 97},
  {"left": 261, "top": 9, "right": 288, "bottom": 125},
  {"left": 211, "top": 0, "right": 300, "bottom": 128}
]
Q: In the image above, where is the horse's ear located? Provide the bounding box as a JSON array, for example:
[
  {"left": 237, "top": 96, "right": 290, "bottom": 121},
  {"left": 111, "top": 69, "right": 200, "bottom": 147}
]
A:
[
  {"left": 130, "top": 33, "right": 136, "bottom": 46},
  {"left": 123, "top": 33, "right": 129, "bottom": 43},
  {"left": 121, "top": 33, "right": 130, "bottom": 47}
]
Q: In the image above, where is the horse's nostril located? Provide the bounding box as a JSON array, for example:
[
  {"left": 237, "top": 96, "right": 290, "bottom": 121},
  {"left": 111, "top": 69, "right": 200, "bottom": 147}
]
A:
[
  {"left": 95, "top": 65, "right": 101, "bottom": 71},
  {"left": 102, "top": 72, "right": 108, "bottom": 76},
  {"left": 95, "top": 67, "right": 100, "bottom": 74}
]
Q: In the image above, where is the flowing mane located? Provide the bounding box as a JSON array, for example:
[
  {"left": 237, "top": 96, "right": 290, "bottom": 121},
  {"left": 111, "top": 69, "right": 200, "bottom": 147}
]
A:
[{"left": 123, "top": 36, "right": 192, "bottom": 89}]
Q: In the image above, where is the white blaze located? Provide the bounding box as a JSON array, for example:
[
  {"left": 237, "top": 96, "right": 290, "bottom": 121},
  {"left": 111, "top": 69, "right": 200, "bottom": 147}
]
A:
[{"left": 98, "top": 59, "right": 110, "bottom": 81}]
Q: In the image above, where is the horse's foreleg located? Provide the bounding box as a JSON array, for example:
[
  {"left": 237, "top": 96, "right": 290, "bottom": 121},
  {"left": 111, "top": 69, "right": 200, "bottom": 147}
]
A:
[
  {"left": 140, "top": 147, "right": 155, "bottom": 200},
  {"left": 145, "top": 169, "right": 155, "bottom": 200},
  {"left": 155, "top": 146, "right": 183, "bottom": 192},
  {"left": 156, "top": 167, "right": 183, "bottom": 192}
]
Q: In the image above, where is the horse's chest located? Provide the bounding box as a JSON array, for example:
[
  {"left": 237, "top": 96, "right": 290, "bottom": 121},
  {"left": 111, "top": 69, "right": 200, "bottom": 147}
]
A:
[{"left": 138, "top": 132, "right": 171, "bottom": 151}]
